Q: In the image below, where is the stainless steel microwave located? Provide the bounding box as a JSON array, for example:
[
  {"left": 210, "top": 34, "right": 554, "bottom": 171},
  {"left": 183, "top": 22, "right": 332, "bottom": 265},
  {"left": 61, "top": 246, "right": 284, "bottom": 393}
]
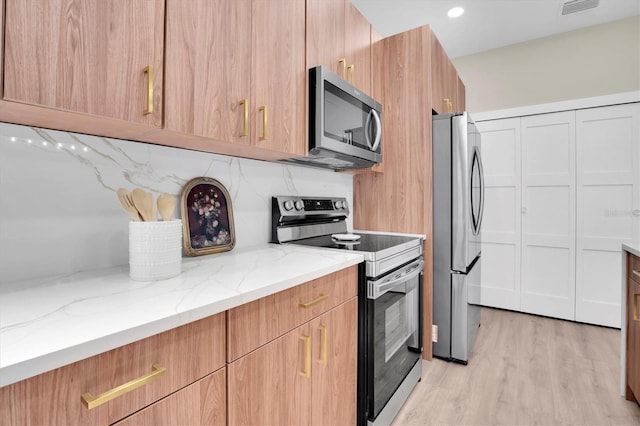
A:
[{"left": 288, "top": 66, "right": 382, "bottom": 170}]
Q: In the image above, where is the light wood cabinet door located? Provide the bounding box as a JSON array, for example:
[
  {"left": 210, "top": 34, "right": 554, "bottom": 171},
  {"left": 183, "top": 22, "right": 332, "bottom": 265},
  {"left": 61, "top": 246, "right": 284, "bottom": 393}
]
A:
[
  {"left": 431, "top": 34, "right": 458, "bottom": 114},
  {"left": 0, "top": 0, "right": 4, "bottom": 98},
  {"left": 306, "top": 0, "right": 371, "bottom": 93},
  {"left": 627, "top": 254, "right": 640, "bottom": 402},
  {"left": 306, "top": 0, "right": 345, "bottom": 77},
  {"left": 3, "top": 0, "right": 164, "bottom": 127},
  {"left": 456, "top": 75, "right": 466, "bottom": 112},
  {"left": 114, "top": 369, "right": 226, "bottom": 426},
  {"left": 0, "top": 313, "right": 225, "bottom": 425},
  {"left": 310, "top": 298, "right": 358, "bottom": 426},
  {"left": 227, "top": 323, "right": 312, "bottom": 425},
  {"left": 251, "top": 0, "right": 306, "bottom": 155},
  {"left": 165, "top": 0, "right": 251, "bottom": 144},
  {"left": 344, "top": 1, "right": 372, "bottom": 93}
]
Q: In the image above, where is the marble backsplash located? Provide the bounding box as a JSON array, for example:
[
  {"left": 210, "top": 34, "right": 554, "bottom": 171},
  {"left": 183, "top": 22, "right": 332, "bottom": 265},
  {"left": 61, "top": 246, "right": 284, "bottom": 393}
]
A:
[{"left": 0, "top": 122, "right": 353, "bottom": 285}]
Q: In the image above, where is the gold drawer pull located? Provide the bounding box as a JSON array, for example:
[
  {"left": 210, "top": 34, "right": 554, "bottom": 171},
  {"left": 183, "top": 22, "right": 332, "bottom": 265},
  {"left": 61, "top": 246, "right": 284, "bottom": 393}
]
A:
[
  {"left": 81, "top": 364, "right": 166, "bottom": 409},
  {"left": 318, "top": 325, "right": 328, "bottom": 365},
  {"left": 143, "top": 66, "right": 154, "bottom": 115},
  {"left": 259, "top": 106, "right": 268, "bottom": 141},
  {"left": 633, "top": 269, "right": 640, "bottom": 279},
  {"left": 299, "top": 335, "right": 311, "bottom": 378},
  {"left": 239, "top": 99, "right": 249, "bottom": 137},
  {"left": 339, "top": 58, "right": 346, "bottom": 79},
  {"left": 634, "top": 293, "right": 639, "bottom": 322},
  {"left": 299, "top": 294, "right": 328, "bottom": 309},
  {"left": 347, "top": 64, "right": 354, "bottom": 84}
]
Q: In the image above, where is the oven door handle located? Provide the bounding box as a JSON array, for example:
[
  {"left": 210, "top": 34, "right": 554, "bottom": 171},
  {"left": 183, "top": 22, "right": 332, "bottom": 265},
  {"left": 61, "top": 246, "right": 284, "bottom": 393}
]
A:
[{"left": 368, "top": 258, "right": 424, "bottom": 300}]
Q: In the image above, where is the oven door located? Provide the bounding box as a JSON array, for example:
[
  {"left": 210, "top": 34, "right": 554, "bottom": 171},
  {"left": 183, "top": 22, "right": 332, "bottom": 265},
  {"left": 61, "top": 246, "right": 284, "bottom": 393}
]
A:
[{"left": 366, "top": 257, "right": 423, "bottom": 420}]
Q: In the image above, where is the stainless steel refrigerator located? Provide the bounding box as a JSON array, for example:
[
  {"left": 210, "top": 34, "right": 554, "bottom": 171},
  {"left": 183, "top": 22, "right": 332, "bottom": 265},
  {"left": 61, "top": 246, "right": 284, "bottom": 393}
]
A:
[{"left": 432, "top": 112, "right": 484, "bottom": 364}]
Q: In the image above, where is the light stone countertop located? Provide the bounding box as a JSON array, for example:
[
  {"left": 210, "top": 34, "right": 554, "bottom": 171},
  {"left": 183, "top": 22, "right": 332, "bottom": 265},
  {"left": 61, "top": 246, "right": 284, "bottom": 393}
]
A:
[
  {"left": 0, "top": 244, "right": 364, "bottom": 387},
  {"left": 623, "top": 242, "right": 640, "bottom": 258}
]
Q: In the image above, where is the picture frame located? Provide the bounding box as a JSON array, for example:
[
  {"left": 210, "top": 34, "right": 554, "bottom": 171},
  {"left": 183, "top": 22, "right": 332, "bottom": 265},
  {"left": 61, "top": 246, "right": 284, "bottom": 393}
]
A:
[{"left": 180, "top": 177, "right": 236, "bottom": 256}]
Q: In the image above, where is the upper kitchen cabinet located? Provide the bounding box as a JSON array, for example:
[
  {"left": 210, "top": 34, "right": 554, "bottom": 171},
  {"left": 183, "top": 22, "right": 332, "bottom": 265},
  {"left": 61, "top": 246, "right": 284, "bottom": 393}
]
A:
[
  {"left": 306, "top": 0, "right": 372, "bottom": 93},
  {"left": 3, "top": 0, "right": 164, "bottom": 128},
  {"left": 252, "top": 0, "right": 306, "bottom": 155},
  {"left": 164, "top": 0, "right": 305, "bottom": 156},
  {"left": 0, "top": 0, "right": 4, "bottom": 98},
  {"left": 164, "top": 0, "right": 251, "bottom": 145},
  {"left": 431, "top": 34, "right": 459, "bottom": 115},
  {"left": 456, "top": 75, "right": 466, "bottom": 112}
]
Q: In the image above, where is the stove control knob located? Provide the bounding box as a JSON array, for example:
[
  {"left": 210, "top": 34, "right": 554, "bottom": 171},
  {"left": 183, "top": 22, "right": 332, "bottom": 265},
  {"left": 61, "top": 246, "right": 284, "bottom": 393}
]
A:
[
  {"left": 283, "top": 200, "right": 294, "bottom": 211},
  {"left": 294, "top": 200, "right": 304, "bottom": 211}
]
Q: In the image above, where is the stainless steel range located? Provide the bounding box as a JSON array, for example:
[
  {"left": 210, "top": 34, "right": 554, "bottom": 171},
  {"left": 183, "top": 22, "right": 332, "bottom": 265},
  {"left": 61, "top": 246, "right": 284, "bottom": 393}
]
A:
[{"left": 272, "top": 195, "right": 424, "bottom": 426}]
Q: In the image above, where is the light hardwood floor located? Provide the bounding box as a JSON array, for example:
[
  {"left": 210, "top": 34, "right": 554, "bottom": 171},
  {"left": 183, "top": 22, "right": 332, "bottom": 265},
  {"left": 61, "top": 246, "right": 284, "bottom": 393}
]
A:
[{"left": 393, "top": 307, "right": 640, "bottom": 425}]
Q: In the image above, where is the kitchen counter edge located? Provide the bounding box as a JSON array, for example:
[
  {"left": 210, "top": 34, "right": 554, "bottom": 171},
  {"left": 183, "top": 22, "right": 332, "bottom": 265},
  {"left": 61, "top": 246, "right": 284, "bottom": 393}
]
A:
[
  {"left": 623, "top": 242, "right": 640, "bottom": 258},
  {"left": 0, "top": 244, "right": 364, "bottom": 387}
]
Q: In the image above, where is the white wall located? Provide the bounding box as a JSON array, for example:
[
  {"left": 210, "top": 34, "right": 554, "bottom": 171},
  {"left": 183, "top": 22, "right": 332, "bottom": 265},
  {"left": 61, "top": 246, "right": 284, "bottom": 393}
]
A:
[
  {"left": 453, "top": 16, "right": 640, "bottom": 113},
  {"left": 0, "top": 123, "right": 353, "bottom": 284}
]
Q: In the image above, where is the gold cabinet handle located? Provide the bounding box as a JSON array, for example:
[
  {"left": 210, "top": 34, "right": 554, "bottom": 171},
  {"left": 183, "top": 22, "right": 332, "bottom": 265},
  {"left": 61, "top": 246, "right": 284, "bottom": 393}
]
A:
[
  {"left": 259, "top": 106, "right": 267, "bottom": 141},
  {"left": 299, "top": 294, "right": 328, "bottom": 309},
  {"left": 633, "top": 269, "right": 640, "bottom": 279},
  {"left": 347, "top": 65, "right": 354, "bottom": 84},
  {"left": 318, "top": 325, "right": 328, "bottom": 365},
  {"left": 239, "top": 99, "right": 249, "bottom": 137},
  {"left": 634, "top": 293, "right": 640, "bottom": 322},
  {"left": 81, "top": 364, "right": 166, "bottom": 410},
  {"left": 339, "top": 58, "right": 346, "bottom": 79},
  {"left": 444, "top": 98, "right": 453, "bottom": 114},
  {"left": 299, "top": 335, "right": 311, "bottom": 378},
  {"left": 143, "top": 66, "right": 154, "bottom": 115}
]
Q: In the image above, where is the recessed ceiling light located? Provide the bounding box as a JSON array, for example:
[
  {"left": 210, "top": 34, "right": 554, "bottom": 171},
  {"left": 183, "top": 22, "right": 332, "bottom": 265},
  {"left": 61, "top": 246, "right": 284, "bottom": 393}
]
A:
[{"left": 448, "top": 6, "right": 464, "bottom": 18}]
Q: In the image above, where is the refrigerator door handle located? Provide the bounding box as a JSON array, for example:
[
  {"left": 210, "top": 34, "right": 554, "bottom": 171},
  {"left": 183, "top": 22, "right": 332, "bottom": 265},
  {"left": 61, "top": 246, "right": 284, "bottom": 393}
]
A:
[{"left": 476, "top": 147, "right": 486, "bottom": 233}]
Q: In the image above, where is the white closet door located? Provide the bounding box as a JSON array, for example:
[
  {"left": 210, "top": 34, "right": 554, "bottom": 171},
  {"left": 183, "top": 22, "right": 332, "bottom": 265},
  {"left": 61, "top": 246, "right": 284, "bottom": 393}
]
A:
[
  {"left": 521, "top": 111, "right": 576, "bottom": 320},
  {"left": 576, "top": 103, "right": 640, "bottom": 328},
  {"left": 475, "top": 118, "right": 521, "bottom": 310}
]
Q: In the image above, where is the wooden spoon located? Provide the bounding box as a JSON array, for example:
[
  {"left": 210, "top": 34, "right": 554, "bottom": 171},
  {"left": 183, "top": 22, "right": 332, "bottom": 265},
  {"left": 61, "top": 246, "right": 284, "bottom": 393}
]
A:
[
  {"left": 157, "top": 193, "right": 176, "bottom": 221},
  {"left": 131, "top": 188, "right": 155, "bottom": 222},
  {"left": 116, "top": 188, "right": 142, "bottom": 221}
]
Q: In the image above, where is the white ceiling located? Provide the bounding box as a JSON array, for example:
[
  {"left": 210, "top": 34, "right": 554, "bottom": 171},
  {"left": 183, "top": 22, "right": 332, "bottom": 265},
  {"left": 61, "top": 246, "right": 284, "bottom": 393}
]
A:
[{"left": 350, "top": 0, "right": 640, "bottom": 58}]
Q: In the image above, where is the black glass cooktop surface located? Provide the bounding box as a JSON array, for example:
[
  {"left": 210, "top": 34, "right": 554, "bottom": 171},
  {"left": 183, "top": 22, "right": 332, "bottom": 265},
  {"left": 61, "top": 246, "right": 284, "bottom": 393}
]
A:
[{"left": 288, "top": 232, "right": 422, "bottom": 261}]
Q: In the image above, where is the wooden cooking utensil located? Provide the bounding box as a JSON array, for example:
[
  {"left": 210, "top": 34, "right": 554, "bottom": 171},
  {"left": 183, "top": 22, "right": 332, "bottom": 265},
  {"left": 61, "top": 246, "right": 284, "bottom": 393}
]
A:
[
  {"left": 116, "top": 188, "right": 142, "bottom": 221},
  {"left": 131, "top": 188, "right": 155, "bottom": 222},
  {"left": 157, "top": 193, "right": 176, "bottom": 221}
]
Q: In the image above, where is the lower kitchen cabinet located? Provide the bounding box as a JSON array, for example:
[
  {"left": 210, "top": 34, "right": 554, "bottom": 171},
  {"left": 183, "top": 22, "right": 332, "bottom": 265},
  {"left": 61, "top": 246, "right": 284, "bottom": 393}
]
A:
[
  {"left": 626, "top": 252, "right": 640, "bottom": 403},
  {"left": 114, "top": 368, "right": 226, "bottom": 426},
  {"left": 0, "top": 313, "right": 225, "bottom": 425},
  {"left": 228, "top": 323, "right": 312, "bottom": 425},
  {"left": 310, "top": 298, "right": 357, "bottom": 425},
  {"left": 227, "top": 298, "right": 358, "bottom": 425}
]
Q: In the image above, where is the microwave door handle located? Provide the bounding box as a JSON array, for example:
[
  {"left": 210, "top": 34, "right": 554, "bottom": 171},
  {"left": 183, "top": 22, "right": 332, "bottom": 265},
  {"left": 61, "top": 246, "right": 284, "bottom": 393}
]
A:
[
  {"left": 365, "top": 110, "right": 374, "bottom": 150},
  {"left": 370, "top": 109, "right": 382, "bottom": 152}
]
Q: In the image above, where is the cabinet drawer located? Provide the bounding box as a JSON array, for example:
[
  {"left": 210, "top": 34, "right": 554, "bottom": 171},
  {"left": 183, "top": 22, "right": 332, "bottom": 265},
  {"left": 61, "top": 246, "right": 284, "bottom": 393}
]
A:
[
  {"left": 0, "top": 313, "right": 225, "bottom": 425},
  {"left": 629, "top": 253, "right": 640, "bottom": 286},
  {"left": 227, "top": 266, "right": 357, "bottom": 361},
  {"left": 114, "top": 368, "right": 226, "bottom": 426}
]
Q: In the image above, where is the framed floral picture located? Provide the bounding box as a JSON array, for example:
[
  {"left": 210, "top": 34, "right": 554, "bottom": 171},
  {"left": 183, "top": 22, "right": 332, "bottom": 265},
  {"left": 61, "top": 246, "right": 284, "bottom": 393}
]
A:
[{"left": 180, "top": 177, "right": 235, "bottom": 256}]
